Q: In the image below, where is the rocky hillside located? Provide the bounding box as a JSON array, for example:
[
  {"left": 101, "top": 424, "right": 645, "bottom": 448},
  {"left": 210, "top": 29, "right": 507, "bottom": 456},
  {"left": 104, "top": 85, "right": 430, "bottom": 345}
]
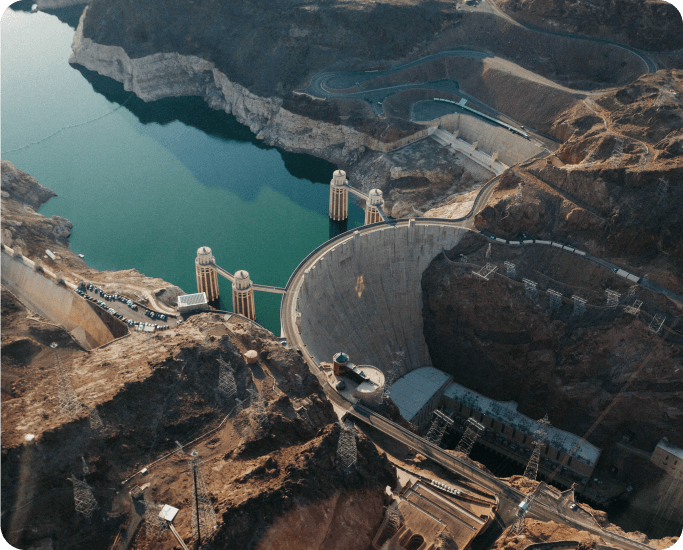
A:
[
  {"left": 1, "top": 164, "right": 395, "bottom": 549},
  {"left": 495, "top": 0, "right": 683, "bottom": 51},
  {"left": 474, "top": 70, "right": 683, "bottom": 292},
  {"left": 421, "top": 230, "right": 683, "bottom": 535}
]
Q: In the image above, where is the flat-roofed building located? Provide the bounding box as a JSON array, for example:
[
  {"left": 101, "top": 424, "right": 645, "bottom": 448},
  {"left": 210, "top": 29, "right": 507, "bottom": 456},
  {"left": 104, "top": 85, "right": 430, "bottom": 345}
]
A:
[
  {"left": 177, "top": 292, "right": 209, "bottom": 314},
  {"left": 442, "top": 382, "right": 601, "bottom": 481},
  {"left": 651, "top": 438, "right": 683, "bottom": 480},
  {"left": 372, "top": 479, "right": 496, "bottom": 550},
  {"left": 389, "top": 367, "right": 453, "bottom": 428}
]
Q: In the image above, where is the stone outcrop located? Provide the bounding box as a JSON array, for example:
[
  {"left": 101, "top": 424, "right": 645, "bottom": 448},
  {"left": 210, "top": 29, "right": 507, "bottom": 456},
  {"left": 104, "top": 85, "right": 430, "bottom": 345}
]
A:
[
  {"left": 473, "top": 70, "right": 683, "bottom": 291},
  {"left": 496, "top": 0, "right": 683, "bottom": 51},
  {"left": 70, "top": 8, "right": 381, "bottom": 166}
]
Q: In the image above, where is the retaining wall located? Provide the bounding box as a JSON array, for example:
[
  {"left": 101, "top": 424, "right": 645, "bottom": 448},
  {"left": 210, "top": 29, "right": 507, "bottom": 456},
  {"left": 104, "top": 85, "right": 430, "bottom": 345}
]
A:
[
  {"left": 296, "top": 223, "right": 468, "bottom": 372},
  {"left": 363, "top": 128, "right": 430, "bottom": 153},
  {"left": 1, "top": 249, "right": 118, "bottom": 349}
]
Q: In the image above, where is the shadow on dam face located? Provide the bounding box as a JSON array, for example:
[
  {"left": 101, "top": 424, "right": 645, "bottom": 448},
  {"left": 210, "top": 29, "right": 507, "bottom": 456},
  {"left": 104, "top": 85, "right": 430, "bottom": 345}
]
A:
[{"left": 292, "top": 222, "right": 470, "bottom": 373}]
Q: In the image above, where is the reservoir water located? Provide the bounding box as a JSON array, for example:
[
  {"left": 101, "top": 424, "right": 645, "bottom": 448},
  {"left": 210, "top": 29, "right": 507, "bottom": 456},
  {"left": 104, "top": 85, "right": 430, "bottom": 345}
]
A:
[{"left": 1, "top": 6, "right": 365, "bottom": 334}]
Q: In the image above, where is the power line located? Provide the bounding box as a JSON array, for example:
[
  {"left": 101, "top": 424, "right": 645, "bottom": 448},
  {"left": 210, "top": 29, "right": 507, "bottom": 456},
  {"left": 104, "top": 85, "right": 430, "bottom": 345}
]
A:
[{"left": 188, "top": 450, "right": 217, "bottom": 546}]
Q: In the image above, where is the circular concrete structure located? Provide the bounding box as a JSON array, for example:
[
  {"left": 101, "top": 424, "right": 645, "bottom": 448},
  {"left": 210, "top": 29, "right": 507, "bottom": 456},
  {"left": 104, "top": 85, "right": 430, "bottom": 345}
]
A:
[
  {"left": 233, "top": 270, "right": 252, "bottom": 290},
  {"left": 352, "top": 365, "right": 385, "bottom": 406},
  {"left": 196, "top": 246, "right": 215, "bottom": 265},
  {"left": 281, "top": 220, "right": 471, "bottom": 378}
]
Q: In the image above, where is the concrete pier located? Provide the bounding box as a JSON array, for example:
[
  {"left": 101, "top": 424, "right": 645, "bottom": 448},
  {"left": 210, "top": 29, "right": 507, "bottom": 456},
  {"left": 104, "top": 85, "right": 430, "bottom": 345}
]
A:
[
  {"left": 195, "top": 247, "right": 220, "bottom": 304},
  {"left": 232, "top": 270, "right": 256, "bottom": 320},
  {"left": 364, "top": 189, "right": 385, "bottom": 225},
  {"left": 329, "top": 170, "right": 349, "bottom": 221}
]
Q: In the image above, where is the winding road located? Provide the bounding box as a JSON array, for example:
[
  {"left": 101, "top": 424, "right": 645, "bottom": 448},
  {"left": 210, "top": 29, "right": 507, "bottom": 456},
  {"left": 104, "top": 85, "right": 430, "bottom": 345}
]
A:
[{"left": 298, "top": 0, "right": 656, "bottom": 127}]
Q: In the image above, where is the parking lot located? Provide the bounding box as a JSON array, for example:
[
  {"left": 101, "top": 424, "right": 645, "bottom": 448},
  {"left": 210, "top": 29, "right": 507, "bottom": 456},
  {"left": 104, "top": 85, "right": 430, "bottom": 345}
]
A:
[{"left": 75, "top": 283, "right": 175, "bottom": 332}]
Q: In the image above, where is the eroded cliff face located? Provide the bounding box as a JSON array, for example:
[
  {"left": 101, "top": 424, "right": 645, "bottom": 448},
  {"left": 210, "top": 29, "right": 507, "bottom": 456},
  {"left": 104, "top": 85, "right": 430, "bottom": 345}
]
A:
[
  {"left": 495, "top": 0, "right": 683, "bottom": 51},
  {"left": 69, "top": 12, "right": 374, "bottom": 166},
  {"left": 474, "top": 70, "right": 683, "bottom": 292}
]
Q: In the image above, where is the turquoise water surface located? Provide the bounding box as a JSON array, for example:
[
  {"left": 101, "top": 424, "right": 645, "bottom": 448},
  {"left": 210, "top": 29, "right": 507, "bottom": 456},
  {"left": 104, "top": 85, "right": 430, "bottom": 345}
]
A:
[{"left": 1, "top": 7, "right": 365, "bottom": 333}]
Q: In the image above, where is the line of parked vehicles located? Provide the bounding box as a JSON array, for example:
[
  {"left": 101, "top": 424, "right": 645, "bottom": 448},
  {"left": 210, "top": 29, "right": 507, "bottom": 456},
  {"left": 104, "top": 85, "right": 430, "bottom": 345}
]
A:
[{"left": 75, "top": 283, "right": 169, "bottom": 330}]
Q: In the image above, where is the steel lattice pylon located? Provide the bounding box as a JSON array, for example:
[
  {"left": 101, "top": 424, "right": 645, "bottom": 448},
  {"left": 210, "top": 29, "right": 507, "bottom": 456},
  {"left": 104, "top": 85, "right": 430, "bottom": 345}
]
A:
[
  {"left": 524, "top": 415, "right": 551, "bottom": 481},
  {"left": 337, "top": 421, "right": 357, "bottom": 471},
  {"left": 68, "top": 475, "right": 98, "bottom": 519},
  {"left": 523, "top": 279, "right": 537, "bottom": 301},
  {"left": 473, "top": 263, "right": 498, "bottom": 281},
  {"left": 605, "top": 289, "right": 621, "bottom": 309},
  {"left": 189, "top": 451, "right": 217, "bottom": 545},
  {"left": 455, "top": 418, "right": 485, "bottom": 457},
  {"left": 217, "top": 355, "right": 237, "bottom": 400},
  {"left": 426, "top": 418, "right": 448, "bottom": 447},
  {"left": 51, "top": 343, "right": 83, "bottom": 420},
  {"left": 143, "top": 498, "right": 168, "bottom": 537},
  {"left": 504, "top": 261, "right": 516, "bottom": 278},
  {"left": 249, "top": 389, "right": 268, "bottom": 429},
  {"left": 572, "top": 295, "right": 587, "bottom": 316},
  {"left": 89, "top": 407, "right": 104, "bottom": 432},
  {"left": 386, "top": 503, "right": 403, "bottom": 535},
  {"left": 548, "top": 290, "right": 562, "bottom": 311}
]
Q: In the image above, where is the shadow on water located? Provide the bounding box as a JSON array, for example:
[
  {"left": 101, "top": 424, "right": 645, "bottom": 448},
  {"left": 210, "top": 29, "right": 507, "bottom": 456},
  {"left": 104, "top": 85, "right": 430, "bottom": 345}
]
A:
[
  {"left": 10, "top": 0, "right": 87, "bottom": 29},
  {"left": 329, "top": 218, "right": 348, "bottom": 240},
  {"left": 72, "top": 64, "right": 337, "bottom": 200}
]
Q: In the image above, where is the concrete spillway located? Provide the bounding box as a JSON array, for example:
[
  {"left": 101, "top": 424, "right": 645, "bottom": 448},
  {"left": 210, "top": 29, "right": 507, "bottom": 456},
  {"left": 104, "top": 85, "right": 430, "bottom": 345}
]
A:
[{"left": 290, "top": 222, "right": 469, "bottom": 372}]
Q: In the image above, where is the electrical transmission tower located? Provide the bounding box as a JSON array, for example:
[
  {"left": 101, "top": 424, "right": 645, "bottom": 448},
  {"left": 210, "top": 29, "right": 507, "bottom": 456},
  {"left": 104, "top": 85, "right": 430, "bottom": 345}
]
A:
[
  {"left": 605, "top": 289, "right": 621, "bottom": 309},
  {"left": 89, "top": 407, "right": 104, "bottom": 432},
  {"left": 68, "top": 475, "right": 98, "bottom": 520},
  {"left": 514, "top": 183, "right": 523, "bottom": 204},
  {"left": 649, "top": 314, "right": 666, "bottom": 334},
  {"left": 188, "top": 450, "right": 217, "bottom": 546},
  {"left": 548, "top": 290, "right": 562, "bottom": 311},
  {"left": 425, "top": 410, "right": 453, "bottom": 447},
  {"left": 51, "top": 343, "right": 83, "bottom": 420},
  {"left": 249, "top": 389, "right": 268, "bottom": 430},
  {"left": 504, "top": 261, "right": 516, "bottom": 278},
  {"left": 385, "top": 503, "right": 404, "bottom": 539},
  {"left": 625, "top": 299, "right": 643, "bottom": 316},
  {"left": 455, "top": 417, "right": 485, "bottom": 457},
  {"left": 459, "top": 254, "right": 468, "bottom": 264},
  {"left": 336, "top": 420, "right": 357, "bottom": 471},
  {"left": 572, "top": 295, "right": 587, "bottom": 316},
  {"left": 217, "top": 356, "right": 237, "bottom": 400},
  {"left": 473, "top": 263, "right": 498, "bottom": 281},
  {"left": 524, "top": 416, "right": 551, "bottom": 481},
  {"left": 523, "top": 279, "right": 537, "bottom": 301},
  {"left": 512, "top": 487, "right": 541, "bottom": 534},
  {"left": 143, "top": 499, "right": 168, "bottom": 537},
  {"left": 485, "top": 243, "right": 492, "bottom": 260}
]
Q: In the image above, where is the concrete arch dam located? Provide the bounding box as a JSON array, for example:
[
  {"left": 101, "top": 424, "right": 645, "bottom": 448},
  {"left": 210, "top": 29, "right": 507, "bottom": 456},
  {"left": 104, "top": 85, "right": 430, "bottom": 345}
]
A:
[{"left": 285, "top": 221, "right": 470, "bottom": 372}]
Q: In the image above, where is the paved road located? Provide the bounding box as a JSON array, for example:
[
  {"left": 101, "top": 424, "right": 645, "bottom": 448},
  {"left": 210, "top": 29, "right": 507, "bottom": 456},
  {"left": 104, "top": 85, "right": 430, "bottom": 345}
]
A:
[
  {"left": 298, "top": 0, "right": 656, "bottom": 132},
  {"left": 478, "top": 0, "right": 657, "bottom": 73}
]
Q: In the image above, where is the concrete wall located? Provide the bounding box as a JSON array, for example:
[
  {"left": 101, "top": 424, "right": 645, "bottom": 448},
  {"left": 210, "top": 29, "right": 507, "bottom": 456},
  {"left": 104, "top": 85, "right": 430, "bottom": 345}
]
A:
[
  {"left": 363, "top": 128, "right": 430, "bottom": 153},
  {"left": 437, "top": 112, "right": 544, "bottom": 166},
  {"left": 1, "top": 249, "right": 117, "bottom": 349},
  {"left": 296, "top": 224, "right": 468, "bottom": 373}
]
